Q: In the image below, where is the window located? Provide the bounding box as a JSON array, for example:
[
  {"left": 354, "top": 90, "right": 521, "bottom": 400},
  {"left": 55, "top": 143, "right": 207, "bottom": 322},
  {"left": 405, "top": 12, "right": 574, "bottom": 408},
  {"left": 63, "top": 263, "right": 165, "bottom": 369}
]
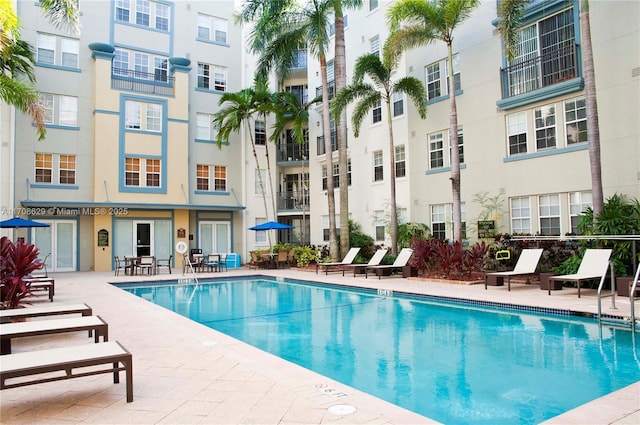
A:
[
  {"left": 507, "top": 111, "right": 528, "bottom": 155},
  {"left": 291, "top": 49, "right": 307, "bottom": 69},
  {"left": 197, "top": 14, "right": 228, "bottom": 44},
  {"left": 510, "top": 197, "right": 531, "bottom": 234},
  {"left": 373, "top": 150, "right": 383, "bottom": 182},
  {"left": 539, "top": 194, "right": 561, "bottom": 235},
  {"left": 569, "top": 191, "right": 592, "bottom": 233},
  {"left": 125, "top": 157, "right": 161, "bottom": 187},
  {"left": 124, "top": 100, "right": 162, "bottom": 132},
  {"left": 535, "top": 104, "right": 556, "bottom": 150},
  {"left": 369, "top": 0, "right": 378, "bottom": 11},
  {"left": 392, "top": 92, "right": 404, "bottom": 117},
  {"left": 322, "top": 160, "right": 351, "bottom": 190},
  {"left": 58, "top": 155, "right": 76, "bottom": 185},
  {"left": 429, "top": 132, "right": 444, "bottom": 169},
  {"left": 113, "top": 48, "right": 168, "bottom": 82},
  {"left": 196, "top": 113, "right": 214, "bottom": 140},
  {"left": 255, "top": 169, "right": 266, "bottom": 194},
  {"left": 372, "top": 99, "right": 382, "bottom": 123},
  {"left": 37, "top": 33, "right": 79, "bottom": 68},
  {"left": 198, "top": 63, "right": 227, "bottom": 92},
  {"left": 370, "top": 35, "right": 380, "bottom": 57},
  {"left": 322, "top": 215, "right": 342, "bottom": 241},
  {"left": 425, "top": 54, "right": 460, "bottom": 100},
  {"left": 285, "top": 85, "right": 308, "bottom": 106},
  {"left": 35, "top": 153, "right": 53, "bottom": 183},
  {"left": 115, "top": 0, "right": 170, "bottom": 31},
  {"left": 395, "top": 145, "right": 406, "bottom": 178},
  {"left": 374, "top": 211, "right": 385, "bottom": 241},
  {"left": 255, "top": 121, "right": 266, "bottom": 145},
  {"left": 255, "top": 218, "right": 267, "bottom": 243},
  {"left": 197, "top": 165, "right": 227, "bottom": 192},
  {"left": 40, "top": 93, "right": 77, "bottom": 127},
  {"left": 453, "top": 127, "right": 464, "bottom": 164},
  {"left": 431, "top": 204, "right": 447, "bottom": 240},
  {"left": 565, "top": 97, "right": 587, "bottom": 145}
]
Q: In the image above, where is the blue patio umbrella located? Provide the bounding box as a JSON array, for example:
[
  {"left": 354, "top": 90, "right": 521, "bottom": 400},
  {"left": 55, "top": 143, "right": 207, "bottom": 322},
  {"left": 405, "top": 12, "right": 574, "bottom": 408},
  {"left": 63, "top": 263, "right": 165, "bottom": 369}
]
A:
[
  {"left": 0, "top": 217, "right": 50, "bottom": 228},
  {"left": 249, "top": 221, "right": 295, "bottom": 231}
]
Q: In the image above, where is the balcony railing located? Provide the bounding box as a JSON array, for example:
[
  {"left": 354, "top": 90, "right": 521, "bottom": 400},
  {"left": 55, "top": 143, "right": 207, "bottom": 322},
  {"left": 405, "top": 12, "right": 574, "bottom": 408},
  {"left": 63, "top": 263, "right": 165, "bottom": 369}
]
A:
[
  {"left": 111, "top": 68, "right": 175, "bottom": 96},
  {"left": 317, "top": 130, "right": 338, "bottom": 155},
  {"left": 315, "top": 80, "right": 336, "bottom": 100},
  {"left": 277, "top": 191, "right": 310, "bottom": 211},
  {"left": 500, "top": 43, "right": 577, "bottom": 98},
  {"left": 277, "top": 142, "right": 309, "bottom": 162}
]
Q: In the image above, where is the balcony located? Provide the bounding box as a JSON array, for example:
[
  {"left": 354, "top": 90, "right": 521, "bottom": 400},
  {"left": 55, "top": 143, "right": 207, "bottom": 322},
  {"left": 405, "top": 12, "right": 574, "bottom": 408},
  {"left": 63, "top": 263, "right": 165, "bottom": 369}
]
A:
[
  {"left": 500, "top": 43, "right": 578, "bottom": 99},
  {"left": 277, "top": 191, "right": 310, "bottom": 211},
  {"left": 277, "top": 142, "right": 309, "bottom": 162},
  {"left": 315, "top": 80, "right": 336, "bottom": 101},
  {"left": 317, "top": 130, "right": 338, "bottom": 155},
  {"left": 111, "top": 68, "right": 175, "bottom": 96}
]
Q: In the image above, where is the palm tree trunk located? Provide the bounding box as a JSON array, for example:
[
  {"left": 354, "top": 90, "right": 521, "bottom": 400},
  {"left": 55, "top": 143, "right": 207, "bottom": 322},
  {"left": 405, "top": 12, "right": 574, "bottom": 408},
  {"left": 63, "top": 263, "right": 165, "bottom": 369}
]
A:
[
  {"left": 580, "top": 0, "right": 604, "bottom": 216},
  {"left": 262, "top": 112, "right": 278, "bottom": 221},
  {"left": 320, "top": 53, "right": 338, "bottom": 260},
  {"left": 335, "top": 3, "right": 349, "bottom": 260},
  {"left": 246, "top": 120, "right": 272, "bottom": 247},
  {"left": 447, "top": 42, "right": 462, "bottom": 242},
  {"left": 385, "top": 98, "right": 398, "bottom": 255}
]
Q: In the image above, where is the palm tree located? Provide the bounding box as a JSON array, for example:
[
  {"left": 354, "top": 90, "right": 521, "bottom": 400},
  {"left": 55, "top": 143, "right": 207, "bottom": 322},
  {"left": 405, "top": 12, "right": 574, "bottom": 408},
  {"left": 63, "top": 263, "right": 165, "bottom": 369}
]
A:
[
  {"left": 252, "top": 79, "right": 278, "bottom": 220},
  {"left": 497, "top": 0, "right": 604, "bottom": 216},
  {"left": 387, "top": 0, "right": 480, "bottom": 243},
  {"left": 331, "top": 49, "right": 427, "bottom": 255}
]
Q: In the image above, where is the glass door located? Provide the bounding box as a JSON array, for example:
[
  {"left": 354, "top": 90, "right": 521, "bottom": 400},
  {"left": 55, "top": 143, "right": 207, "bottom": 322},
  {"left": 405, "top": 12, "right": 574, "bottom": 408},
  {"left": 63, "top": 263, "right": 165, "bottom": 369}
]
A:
[
  {"left": 31, "top": 220, "right": 76, "bottom": 272},
  {"left": 134, "top": 221, "right": 153, "bottom": 256}
]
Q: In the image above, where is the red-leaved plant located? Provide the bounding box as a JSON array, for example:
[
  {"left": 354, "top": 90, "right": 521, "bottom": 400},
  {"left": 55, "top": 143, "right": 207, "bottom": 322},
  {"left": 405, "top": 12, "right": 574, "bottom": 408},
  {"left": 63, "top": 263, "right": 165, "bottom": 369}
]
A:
[{"left": 1, "top": 236, "right": 43, "bottom": 309}]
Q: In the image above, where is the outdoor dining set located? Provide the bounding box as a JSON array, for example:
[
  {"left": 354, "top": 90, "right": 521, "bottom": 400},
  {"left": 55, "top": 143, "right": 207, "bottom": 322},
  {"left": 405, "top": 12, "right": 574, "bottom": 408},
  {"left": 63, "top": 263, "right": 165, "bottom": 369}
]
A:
[{"left": 113, "top": 255, "right": 173, "bottom": 276}]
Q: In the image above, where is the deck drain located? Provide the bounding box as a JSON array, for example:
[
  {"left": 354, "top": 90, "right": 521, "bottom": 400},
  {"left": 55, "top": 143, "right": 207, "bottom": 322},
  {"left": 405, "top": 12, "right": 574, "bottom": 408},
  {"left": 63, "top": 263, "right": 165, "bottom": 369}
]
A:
[{"left": 328, "top": 404, "right": 356, "bottom": 415}]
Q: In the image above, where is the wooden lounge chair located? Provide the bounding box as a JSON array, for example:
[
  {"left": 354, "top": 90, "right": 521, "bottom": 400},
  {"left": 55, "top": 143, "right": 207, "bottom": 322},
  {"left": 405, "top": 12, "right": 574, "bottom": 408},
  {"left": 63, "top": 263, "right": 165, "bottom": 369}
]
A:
[
  {"left": 1, "top": 340, "right": 133, "bottom": 402},
  {"left": 548, "top": 249, "right": 612, "bottom": 297},
  {"left": 342, "top": 248, "right": 388, "bottom": 277},
  {"left": 0, "top": 303, "right": 92, "bottom": 324},
  {"left": 365, "top": 248, "right": 414, "bottom": 279},
  {"left": 23, "top": 277, "right": 55, "bottom": 302},
  {"left": 316, "top": 247, "right": 361, "bottom": 274},
  {"left": 1, "top": 315, "right": 108, "bottom": 355},
  {"left": 484, "top": 248, "right": 544, "bottom": 291}
]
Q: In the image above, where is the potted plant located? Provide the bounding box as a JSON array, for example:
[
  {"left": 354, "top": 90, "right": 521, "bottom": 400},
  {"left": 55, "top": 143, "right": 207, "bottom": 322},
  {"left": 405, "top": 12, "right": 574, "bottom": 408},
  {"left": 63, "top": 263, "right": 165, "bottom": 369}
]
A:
[{"left": 1, "top": 236, "right": 43, "bottom": 309}]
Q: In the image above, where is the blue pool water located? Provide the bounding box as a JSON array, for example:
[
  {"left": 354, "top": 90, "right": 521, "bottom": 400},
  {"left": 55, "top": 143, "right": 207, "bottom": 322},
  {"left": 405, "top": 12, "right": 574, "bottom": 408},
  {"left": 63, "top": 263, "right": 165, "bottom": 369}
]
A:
[{"left": 117, "top": 277, "right": 640, "bottom": 425}]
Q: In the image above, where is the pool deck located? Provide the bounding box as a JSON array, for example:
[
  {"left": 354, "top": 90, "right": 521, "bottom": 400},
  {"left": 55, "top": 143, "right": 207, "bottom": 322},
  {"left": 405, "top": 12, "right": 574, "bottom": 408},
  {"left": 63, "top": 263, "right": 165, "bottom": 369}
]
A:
[{"left": 1, "top": 268, "right": 638, "bottom": 425}]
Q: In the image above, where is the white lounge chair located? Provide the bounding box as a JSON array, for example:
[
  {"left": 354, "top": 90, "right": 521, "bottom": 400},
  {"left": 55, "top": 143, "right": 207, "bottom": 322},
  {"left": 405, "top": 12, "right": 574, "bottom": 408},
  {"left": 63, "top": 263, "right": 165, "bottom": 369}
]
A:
[
  {"left": 342, "top": 248, "right": 388, "bottom": 277},
  {"left": 484, "top": 248, "right": 544, "bottom": 291},
  {"left": 365, "top": 248, "right": 414, "bottom": 279},
  {"left": 0, "top": 303, "right": 92, "bottom": 324},
  {"left": 548, "top": 249, "right": 612, "bottom": 297},
  {"left": 316, "top": 247, "right": 361, "bottom": 274}
]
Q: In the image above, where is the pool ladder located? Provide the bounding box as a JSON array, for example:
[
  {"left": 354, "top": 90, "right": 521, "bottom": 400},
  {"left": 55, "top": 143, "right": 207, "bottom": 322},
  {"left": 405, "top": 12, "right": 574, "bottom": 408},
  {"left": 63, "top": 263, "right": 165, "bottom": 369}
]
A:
[
  {"left": 597, "top": 264, "right": 640, "bottom": 332},
  {"left": 181, "top": 256, "right": 200, "bottom": 303}
]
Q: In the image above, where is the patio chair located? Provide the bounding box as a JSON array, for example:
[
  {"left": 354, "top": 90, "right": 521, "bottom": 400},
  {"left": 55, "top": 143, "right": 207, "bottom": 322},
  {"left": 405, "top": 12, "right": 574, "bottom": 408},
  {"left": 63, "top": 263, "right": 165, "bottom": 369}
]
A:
[
  {"left": 218, "top": 253, "right": 228, "bottom": 272},
  {"left": 342, "top": 248, "right": 388, "bottom": 277},
  {"left": 114, "top": 256, "right": 128, "bottom": 276},
  {"left": 0, "top": 303, "right": 92, "bottom": 324},
  {"left": 484, "top": 248, "right": 544, "bottom": 291},
  {"left": 547, "top": 249, "right": 613, "bottom": 297},
  {"left": 365, "top": 248, "right": 414, "bottom": 279},
  {"left": 276, "top": 250, "right": 289, "bottom": 268},
  {"left": 248, "top": 251, "right": 266, "bottom": 269},
  {"left": 316, "top": 247, "right": 361, "bottom": 275},
  {"left": 204, "top": 254, "right": 220, "bottom": 272},
  {"left": 155, "top": 255, "right": 172, "bottom": 274},
  {"left": 137, "top": 256, "right": 156, "bottom": 275}
]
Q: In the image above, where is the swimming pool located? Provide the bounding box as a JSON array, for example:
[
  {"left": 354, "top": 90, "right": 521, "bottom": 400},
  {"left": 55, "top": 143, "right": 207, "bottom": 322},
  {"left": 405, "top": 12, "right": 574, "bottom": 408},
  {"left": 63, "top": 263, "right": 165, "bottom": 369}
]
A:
[{"left": 117, "top": 277, "right": 640, "bottom": 425}]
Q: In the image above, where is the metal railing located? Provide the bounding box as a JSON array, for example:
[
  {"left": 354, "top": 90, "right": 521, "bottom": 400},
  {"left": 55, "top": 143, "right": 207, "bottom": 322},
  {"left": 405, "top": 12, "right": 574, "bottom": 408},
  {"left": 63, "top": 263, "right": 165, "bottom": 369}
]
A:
[
  {"left": 315, "top": 80, "right": 335, "bottom": 100},
  {"left": 111, "top": 68, "right": 174, "bottom": 96},
  {"left": 277, "top": 142, "right": 309, "bottom": 162},
  {"left": 277, "top": 191, "right": 310, "bottom": 211}
]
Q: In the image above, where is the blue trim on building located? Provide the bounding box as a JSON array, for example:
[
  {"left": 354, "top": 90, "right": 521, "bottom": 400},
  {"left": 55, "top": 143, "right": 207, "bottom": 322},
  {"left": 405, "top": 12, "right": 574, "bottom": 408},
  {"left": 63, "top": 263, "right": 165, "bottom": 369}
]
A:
[
  {"left": 35, "top": 123, "right": 80, "bottom": 131},
  {"left": 29, "top": 184, "right": 79, "bottom": 190},
  {"left": 196, "top": 38, "right": 230, "bottom": 48},
  {"left": 195, "top": 87, "right": 226, "bottom": 95},
  {"left": 21, "top": 200, "right": 246, "bottom": 211},
  {"left": 168, "top": 118, "right": 189, "bottom": 124},
  {"left": 94, "top": 109, "right": 120, "bottom": 115},
  {"left": 36, "top": 63, "right": 82, "bottom": 73},
  {"left": 195, "top": 191, "right": 231, "bottom": 196},
  {"left": 503, "top": 143, "right": 588, "bottom": 162},
  {"left": 425, "top": 163, "right": 467, "bottom": 175},
  {"left": 113, "top": 42, "right": 170, "bottom": 58},
  {"left": 426, "top": 89, "right": 464, "bottom": 105},
  {"left": 497, "top": 77, "right": 584, "bottom": 111},
  {"left": 194, "top": 138, "right": 228, "bottom": 145}
]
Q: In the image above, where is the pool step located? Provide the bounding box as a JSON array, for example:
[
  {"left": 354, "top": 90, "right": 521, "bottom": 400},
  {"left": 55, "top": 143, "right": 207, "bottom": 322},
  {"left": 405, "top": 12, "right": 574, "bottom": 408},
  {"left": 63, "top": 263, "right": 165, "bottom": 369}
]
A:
[{"left": 599, "top": 317, "right": 639, "bottom": 331}]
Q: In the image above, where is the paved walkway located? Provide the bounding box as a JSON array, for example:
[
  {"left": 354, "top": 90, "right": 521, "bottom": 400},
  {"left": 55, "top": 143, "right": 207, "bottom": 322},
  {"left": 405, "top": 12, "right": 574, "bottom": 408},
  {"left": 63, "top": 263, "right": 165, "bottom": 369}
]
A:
[{"left": 1, "top": 268, "right": 638, "bottom": 424}]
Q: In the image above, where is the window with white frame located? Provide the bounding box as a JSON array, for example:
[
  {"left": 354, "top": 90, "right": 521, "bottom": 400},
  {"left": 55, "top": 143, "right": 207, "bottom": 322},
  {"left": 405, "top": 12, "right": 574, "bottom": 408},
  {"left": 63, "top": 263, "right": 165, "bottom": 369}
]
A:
[
  {"left": 507, "top": 111, "right": 528, "bottom": 155},
  {"left": 255, "top": 120, "right": 266, "bottom": 145},
  {"left": 374, "top": 210, "right": 385, "bottom": 241},
  {"left": 115, "top": 0, "right": 170, "bottom": 31},
  {"left": 569, "top": 191, "right": 592, "bottom": 234},
  {"left": 197, "top": 62, "right": 227, "bottom": 91},
  {"left": 40, "top": 93, "right": 77, "bottom": 127},
  {"left": 196, "top": 113, "right": 215, "bottom": 140},
  {"left": 395, "top": 145, "right": 406, "bottom": 178},
  {"left": 431, "top": 204, "right": 447, "bottom": 240},
  {"left": 392, "top": 92, "right": 404, "bottom": 117},
  {"left": 373, "top": 150, "right": 383, "bottom": 182},
  {"left": 197, "top": 164, "right": 227, "bottom": 191},
  {"left": 322, "top": 160, "right": 351, "bottom": 190},
  {"left": 255, "top": 217, "right": 267, "bottom": 243},
  {"left": 370, "top": 35, "right": 380, "bottom": 57},
  {"left": 369, "top": 0, "right": 378, "bottom": 11},
  {"left": 510, "top": 197, "right": 531, "bottom": 234},
  {"left": 372, "top": 99, "right": 382, "bottom": 123},
  {"left": 113, "top": 48, "right": 168, "bottom": 82},
  {"left": 539, "top": 194, "right": 561, "bottom": 235},
  {"left": 429, "top": 131, "right": 444, "bottom": 169},
  {"left": 565, "top": 96, "right": 587, "bottom": 145},
  {"left": 33, "top": 153, "right": 79, "bottom": 187},
  {"left": 535, "top": 104, "right": 556, "bottom": 150},
  {"left": 125, "top": 157, "right": 161, "bottom": 187},
  {"left": 58, "top": 154, "right": 76, "bottom": 185},
  {"left": 35, "top": 153, "right": 53, "bottom": 183},
  {"left": 197, "top": 13, "right": 228, "bottom": 44},
  {"left": 397, "top": 208, "right": 407, "bottom": 224},
  {"left": 452, "top": 127, "right": 464, "bottom": 164},
  {"left": 322, "top": 215, "right": 341, "bottom": 241},
  {"left": 425, "top": 54, "right": 460, "bottom": 100},
  {"left": 255, "top": 169, "right": 266, "bottom": 194},
  {"left": 37, "top": 33, "right": 79, "bottom": 68},
  {"left": 124, "top": 100, "right": 162, "bottom": 132}
]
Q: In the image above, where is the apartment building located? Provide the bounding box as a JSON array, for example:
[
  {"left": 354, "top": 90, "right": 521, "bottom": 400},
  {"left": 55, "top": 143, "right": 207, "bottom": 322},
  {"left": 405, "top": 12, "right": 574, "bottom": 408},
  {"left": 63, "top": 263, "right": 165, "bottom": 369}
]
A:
[{"left": 2, "top": 0, "right": 638, "bottom": 272}]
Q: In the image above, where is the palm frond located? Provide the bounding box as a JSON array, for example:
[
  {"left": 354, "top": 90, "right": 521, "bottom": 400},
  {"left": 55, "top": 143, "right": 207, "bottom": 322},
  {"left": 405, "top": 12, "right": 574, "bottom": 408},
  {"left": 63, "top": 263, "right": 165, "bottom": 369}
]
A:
[
  {"left": 394, "top": 77, "right": 428, "bottom": 119},
  {"left": 330, "top": 83, "right": 374, "bottom": 119},
  {"left": 0, "top": 39, "right": 36, "bottom": 81},
  {"left": 38, "top": 0, "right": 81, "bottom": 35},
  {"left": 350, "top": 91, "right": 381, "bottom": 138},
  {"left": 0, "top": 74, "right": 46, "bottom": 140},
  {"left": 497, "top": 0, "right": 526, "bottom": 62}
]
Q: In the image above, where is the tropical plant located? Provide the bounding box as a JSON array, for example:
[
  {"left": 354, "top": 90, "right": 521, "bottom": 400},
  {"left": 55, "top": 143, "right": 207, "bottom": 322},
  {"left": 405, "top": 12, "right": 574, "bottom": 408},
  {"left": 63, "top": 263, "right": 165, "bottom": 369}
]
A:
[
  {"left": 411, "top": 238, "right": 488, "bottom": 279},
  {"left": 332, "top": 43, "right": 428, "bottom": 255},
  {"left": 398, "top": 222, "right": 430, "bottom": 249},
  {"left": 387, "top": 0, "right": 480, "bottom": 243},
  {"left": 347, "top": 220, "right": 375, "bottom": 260},
  {"left": 291, "top": 245, "right": 320, "bottom": 267},
  {"left": 497, "top": 0, "right": 604, "bottom": 216},
  {"left": 0, "top": 236, "right": 43, "bottom": 309}
]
